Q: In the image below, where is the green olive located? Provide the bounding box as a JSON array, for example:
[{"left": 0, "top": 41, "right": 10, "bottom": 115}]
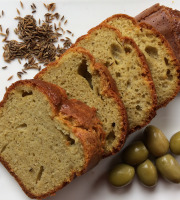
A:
[
  {"left": 170, "top": 131, "right": 180, "bottom": 155},
  {"left": 122, "top": 141, "right": 149, "bottom": 165},
  {"left": 143, "top": 125, "right": 169, "bottom": 157},
  {"left": 108, "top": 163, "right": 135, "bottom": 187},
  {"left": 137, "top": 159, "right": 158, "bottom": 187},
  {"left": 156, "top": 154, "right": 180, "bottom": 183}
]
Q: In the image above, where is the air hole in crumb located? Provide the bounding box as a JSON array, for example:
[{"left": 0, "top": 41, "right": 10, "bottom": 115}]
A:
[
  {"left": 112, "top": 122, "right": 116, "bottom": 127},
  {"left": 29, "top": 168, "right": 33, "bottom": 172},
  {"left": 145, "top": 46, "right": 158, "bottom": 58},
  {"left": 65, "top": 135, "right": 75, "bottom": 145},
  {"left": 17, "top": 123, "right": 27, "bottom": 129},
  {"left": 124, "top": 47, "right": 132, "bottom": 54},
  {"left": 78, "top": 59, "right": 93, "bottom": 89},
  {"left": 104, "top": 60, "right": 113, "bottom": 67},
  {"left": 116, "top": 72, "right": 121, "bottom": 77},
  {"left": 136, "top": 105, "right": 142, "bottom": 111},
  {"left": 127, "top": 80, "right": 131, "bottom": 87},
  {"left": 1, "top": 144, "right": 8, "bottom": 153},
  {"left": 115, "top": 60, "right": 119, "bottom": 65},
  {"left": 36, "top": 166, "right": 44, "bottom": 183},
  {"left": 22, "top": 90, "right": 33, "bottom": 97},
  {"left": 110, "top": 44, "right": 122, "bottom": 60},
  {"left": 166, "top": 69, "right": 173, "bottom": 80},
  {"left": 106, "top": 130, "right": 115, "bottom": 144},
  {"left": 164, "top": 57, "right": 169, "bottom": 65}
]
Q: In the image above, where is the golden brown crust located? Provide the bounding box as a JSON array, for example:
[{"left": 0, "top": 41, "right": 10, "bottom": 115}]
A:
[
  {"left": 135, "top": 4, "right": 180, "bottom": 62},
  {"left": 0, "top": 79, "right": 67, "bottom": 116},
  {"left": 74, "top": 24, "right": 157, "bottom": 133},
  {"left": 102, "top": 14, "right": 180, "bottom": 109},
  {"left": 0, "top": 79, "right": 104, "bottom": 199}
]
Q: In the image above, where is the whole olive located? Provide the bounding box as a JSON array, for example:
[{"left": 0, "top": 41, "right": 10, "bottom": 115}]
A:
[
  {"left": 122, "top": 141, "right": 149, "bottom": 165},
  {"left": 143, "top": 125, "right": 169, "bottom": 157},
  {"left": 156, "top": 154, "right": 180, "bottom": 183},
  {"left": 108, "top": 163, "right": 135, "bottom": 187},
  {"left": 170, "top": 131, "right": 180, "bottom": 155},
  {"left": 137, "top": 159, "right": 158, "bottom": 187}
]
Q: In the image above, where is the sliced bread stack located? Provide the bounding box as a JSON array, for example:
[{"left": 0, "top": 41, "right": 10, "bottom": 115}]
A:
[
  {"left": 1, "top": 7, "right": 180, "bottom": 200},
  {"left": 102, "top": 14, "right": 180, "bottom": 108},
  {"left": 0, "top": 79, "right": 105, "bottom": 199},
  {"left": 73, "top": 24, "right": 157, "bottom": 133},
  {"left": 35, "top": 47, "right": 128, "bottom": 156}
]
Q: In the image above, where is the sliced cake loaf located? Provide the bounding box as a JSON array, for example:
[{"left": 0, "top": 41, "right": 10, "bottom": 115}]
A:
[
  {"left": 102, "top": 14, "right": 180, "bottom": 108},
  {"left": 135, "top": 4, "right": 180, "bottom": 62},
  {"left": 0, "top": 79, "right": 104, "bottom": 199},
  {"left": 35, "top": 47, "right": 128, "bottom": 156},
  {"left": 73, "top": 25, "right": 157, "bottom": 133}
]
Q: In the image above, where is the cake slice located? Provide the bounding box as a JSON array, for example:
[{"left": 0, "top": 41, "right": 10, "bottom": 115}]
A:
[
  {"left": 135, "top": 3, "right": 180, "bottom": 62},
  {"left": 0, "top": 79, "right": 104, "bottom": 199},
  {"left": 102, "top": 14, "right": 180, "bottom": 108},
  {"left": 35, "top": 47, "right": 128, "bottom": 156},
  {"left": 73, "top": 25, "right": 157, "bottom": 133}
]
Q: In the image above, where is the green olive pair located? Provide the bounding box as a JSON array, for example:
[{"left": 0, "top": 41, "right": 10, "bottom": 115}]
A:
[{"left": 144, "top": 126, "right": 180, "bottom": 156}]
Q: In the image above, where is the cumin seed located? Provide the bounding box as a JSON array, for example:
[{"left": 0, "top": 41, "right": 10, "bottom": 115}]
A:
[
  {"left": 20, "top": 1, "right": 24, "bottom": 8},
  {"left": 7, "top": 75, "right": 13, "bottom": 81}
]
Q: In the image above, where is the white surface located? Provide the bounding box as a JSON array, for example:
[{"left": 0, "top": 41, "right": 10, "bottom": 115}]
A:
[{"left": 0, "top": 0, "right": 180, "bottom": 199}]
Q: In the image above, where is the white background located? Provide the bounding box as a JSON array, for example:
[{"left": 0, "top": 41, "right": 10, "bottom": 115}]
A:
[{"left": 0, "top": 0, "right": 180, "bottom": 200}]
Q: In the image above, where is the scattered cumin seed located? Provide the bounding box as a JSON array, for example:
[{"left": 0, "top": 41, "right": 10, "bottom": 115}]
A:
[
  {"left": 7, "top": 75, "right": 13, "bottom": 81},
  {"left": 20, "top": 1, "right": 24, "bottom": 8},
  {"left": 43, "top": 3, "right": 47, "bottom": 8},
  {"left": 17, "top": 72, "right": 22, "bottom": 79},
  {"left": 51, "top": 4, "right": 56, "bottom": 12},
  {"left": 2, "top": 66, "right": 7, "bottom": 69},
  {"left": 0, "top": 33, "right": 6, "bottom": 36},
  {"left": 67, "top": 30, "right": 72, "bottom": 34},
  {"left": 3, "top": 3, "right": 73, "bottom": 71},
  {"left": 61, "top": 15, "right": 64, "bottom": 21},
  {"left": 6, "top": 28, "right": 9, "bottom": 36},
  {"left": 33, "top": 3, "right": 36, "bottom": 9},
  {"left": 2, "top": 10, "right": 4, "bottom": 16},
  {"left": 22, "top": 69, "right": 27, "bottom": 73},
  {"left": 54, "top": 13, "right": 59, "bottom": 19},
  {"left": 17, "top": 8, "right": 20, "bottom": 15},
  {"left": 0, "top": 25, "right": 2, "bottom": 32},
  {"left": 2, "top": 36, "right": 7, "bottom": 42}
]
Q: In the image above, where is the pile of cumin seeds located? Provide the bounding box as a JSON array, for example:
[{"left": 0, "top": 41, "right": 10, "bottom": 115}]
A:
[{"left": 2, "top": 2, "right": 74, "bottom": 78}]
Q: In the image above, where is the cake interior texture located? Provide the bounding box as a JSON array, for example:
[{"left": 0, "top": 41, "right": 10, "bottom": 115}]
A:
[
  {"left": 104, "top": 15, "right": 180, "bottom": 108},
  {"left": 75, "top": 26, "right": 156, "bottom": 132},
  {"left": 0, "top": 84, "right": 85, "bottom": 198},
  {"left": 36, "top": 48, "right": 127, "bottom": 155}
]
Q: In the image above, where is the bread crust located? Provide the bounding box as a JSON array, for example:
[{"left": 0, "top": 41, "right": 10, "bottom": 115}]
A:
[
  {"left": 102, "top": 14, "right": 180, "bottom": 109},
  {"left": 0, "top": 79, "right": 104, "bottom": 199},
  {"left": 135, "top": 4, "right": 180, "bottom": 62},
  {"left": 74, "top": 24, "right": 157, "bottom": 133}
]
